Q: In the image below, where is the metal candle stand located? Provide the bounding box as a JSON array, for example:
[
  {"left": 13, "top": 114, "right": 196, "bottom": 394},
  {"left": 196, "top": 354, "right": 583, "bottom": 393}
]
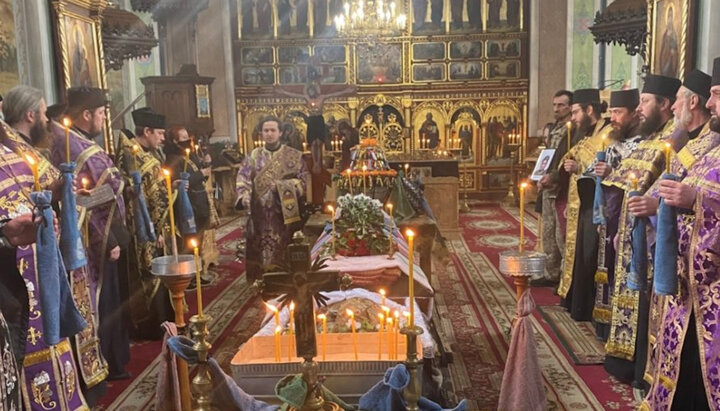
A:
[
  {"left": 498, "top": 250, "right": 547, "bottom": 299},
  {"left": 190, "top": 314, "right": 216, "bottom": 411},
  {"left": 401, "top": 325, "right": 424, "bottom": 411}
]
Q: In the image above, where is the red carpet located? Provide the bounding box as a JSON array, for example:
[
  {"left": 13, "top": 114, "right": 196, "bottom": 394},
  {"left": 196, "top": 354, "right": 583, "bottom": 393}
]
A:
[{"left": 95, "top": 204, "right": 638, "bottom": 410}]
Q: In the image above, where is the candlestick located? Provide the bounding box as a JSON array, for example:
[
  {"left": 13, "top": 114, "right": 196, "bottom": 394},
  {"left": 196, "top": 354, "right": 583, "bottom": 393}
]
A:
[
  {"left": 24, "top": 154, "right": 40, "bottom": 191},
  {"left": 362, "top": 165, "right": 368, "bottom": 193},
  {"left": 318, "top": 314, "right": 327, "bottom": 361},
  {"left": 288, "top": 301, "right": 295, "bottom": 361},
  {"left": 379, "top": 288, "right": 386, "bottom": 306},
  {"left": 63, "top": 117, "right": 72, "bottom": 163},
  {"left": 405, "top": 229, "right": 415, "bottom": 328},
  {"left": 377, "top": 313, "right": 384, "bottom": 360},
  {"left": 394, "top": 311, "right": 400, "bottom": 360},
  {"left": 347, "top": 309, "right": 358, "bottom": 360},
  {"left": 184, "top": 148, "right": 191, "bottom": 173},
  {"left": 566, "top": 121, "right": 572, "bottom": 152},
  {"left": 274, "top": 325, "right": 281, "bottom": 363},
  {"left": 665, "top": 142, "right": 672, "bottom": 174},
  {"left": 519, "top": 182, "right": 527, "bottom": 254},
  {"left": 190, "top": 239, "right": 203, "bottom": 317},
  {"left": 327, "top": 205, "right": 336, "bottom": 259},
  {"left": 163, "top": 168, "right": 178, "bottom": 258},
  {"left": 132, "top": 145, "right": 140, "bottom": 171},
  {"left": 629, "top": 172, "right": 639, "bottom": 191},
  {"left": 387, "top": 317, "right": 393, "bottom": 359}
]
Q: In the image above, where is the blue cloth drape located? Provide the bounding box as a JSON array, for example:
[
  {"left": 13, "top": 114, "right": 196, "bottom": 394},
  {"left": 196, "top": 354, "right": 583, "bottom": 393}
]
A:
[
  {"left": 31, "top": 190, "right": 87, "bottom": 345},
  {"left": 592, "top": 151, "right": 607, "bottom": 224},
  {"left": 131, "top": 171, "right": 156, "bottom": 243},
  {"left": 177, "top": 172, "right": 197, "bottom": 235},
  {"left": 627, "top": 190, "right": 649, "bottom": 291},
  {"left": 58, "top": 162, "right": 87, "bottom": 271},
  {"left": 654, "top": 173, "right": 680, "bottom": 295},
  {"left": 358, "top": 364, "right": 467, "bottom": 411}
]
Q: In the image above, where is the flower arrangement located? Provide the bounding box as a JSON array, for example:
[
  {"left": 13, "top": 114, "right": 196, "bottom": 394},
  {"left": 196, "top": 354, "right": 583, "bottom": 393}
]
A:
[{"left": 328, "top": 193, "right": 390, "bottom": 257}]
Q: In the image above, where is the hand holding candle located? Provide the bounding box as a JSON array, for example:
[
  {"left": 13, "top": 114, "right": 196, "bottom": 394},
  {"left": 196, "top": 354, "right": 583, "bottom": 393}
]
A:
[
  {"left": 63, "top": 117, "right": 72, "bottom": 163},
  {"left": 190, "top": 239, "right": 203, "bottom": 317},
  {"left": 566, "top": 121, "right": 572, "bottom": 152},
  {"left": 629, "top": 172, "right": 639, "bottom": 191},
  {"left": 405, "top": 229, "right": 415, "bottom": 328}
]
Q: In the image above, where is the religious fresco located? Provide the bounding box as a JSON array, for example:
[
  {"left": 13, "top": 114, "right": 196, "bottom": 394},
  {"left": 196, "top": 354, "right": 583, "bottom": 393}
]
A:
[
  {"left": 486, "top": 39, "right": 519, "bottom": 58},
  {"left": 449, "top": 41, "right": 482, "bottom": 59},
  {"left": 0, "top": 0, "right": 18, "bottom": 94},
  {"left": 240, "top": 0, "right": 273, "bottom": 39},
  {"left": 650, "top": 0, "right": 695, "bottom": 79},
  {"left": 487, "top": 61, "right": 518, "bottom": 79},
  {"left": 449, "top": 62, "right": 482, "bottom": 81},
  {"left": 412, "top": 42, "right": 445, "bottom": 61},
  {"left": 413, "top": 63, "right": 445, "bottom": 82}
]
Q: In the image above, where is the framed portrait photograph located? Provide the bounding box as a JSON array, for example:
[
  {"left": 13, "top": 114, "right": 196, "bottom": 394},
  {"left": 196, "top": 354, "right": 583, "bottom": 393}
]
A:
[
  {"left": 314, "top": 45, "right": 346, "bottom": 64},
  {"left": 488, "top": 61, "right": 520, "bottom": 79},
  {"left": 530, "top": 149, "right": 556, "bottom": 181},
  {"left": 412, "top": 43, "right": 445, "bottom": 61},
  {"left": 449, "top": 62, "right": 483, "bottom": 81},
  {"left": 241, "top": 67, "right": 275, "bottom": 85},
  {"left": 195, "top": 84, "right": 211, "bottom": 118},
  {"left": 413, "top": 63, "right": 446, "bottom": 82},
  {"left": 449, "top": 41, "right": 482, "bottom": 59},
  {"left": 650, "top": 0, "right": 696, "bottom": 79},
  {"left": 241, "top": 47, "right": 274, "bottom": 65}
]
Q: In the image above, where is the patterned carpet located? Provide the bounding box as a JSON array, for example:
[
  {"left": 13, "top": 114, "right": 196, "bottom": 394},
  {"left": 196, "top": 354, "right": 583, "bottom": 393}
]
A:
[{"left": 95, "top": 203, "right": 638, "bottom": 410}]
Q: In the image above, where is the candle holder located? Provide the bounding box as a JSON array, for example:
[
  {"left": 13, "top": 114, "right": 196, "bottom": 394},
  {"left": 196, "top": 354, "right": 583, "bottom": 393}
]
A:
[
  {"left": 498, "top": 250, "right": 547, "bottom": 299},
  {"left": 504, "top": 149, "right": 520, "bottom": 206},
  {"left": 189, "top": 314, "right": 216, "bottom": 411},
  {"left": 401, "top": 325, "right": 424, "bottom": 411}
]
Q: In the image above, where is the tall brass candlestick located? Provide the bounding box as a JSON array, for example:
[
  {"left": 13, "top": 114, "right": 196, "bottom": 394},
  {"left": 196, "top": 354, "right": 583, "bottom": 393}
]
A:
[
  {"left": 566, "top": 121, "right": 572, "bottom": 152},
  {"left": 406, "top": 229, "right": 415, "bottom": 328},
  {"left": 519, "top": 182, "right": 527, "bottom": 254},
  {"left": 327, "top": 205, "right": 337, "bottom": 259},
  {"left": 63, "top": 117, "right": 72, "bottom": 163},
  {"left": 163, "top": 168, "right": 178, "bottom": 259},
  {"left": 190, "top": 239, "right": 203, "bottom": 317}
]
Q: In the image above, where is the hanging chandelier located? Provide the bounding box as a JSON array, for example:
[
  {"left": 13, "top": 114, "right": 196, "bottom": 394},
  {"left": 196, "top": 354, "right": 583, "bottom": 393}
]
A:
[{"left": 334, "top": 0, "right": 407, "bottom": 37}]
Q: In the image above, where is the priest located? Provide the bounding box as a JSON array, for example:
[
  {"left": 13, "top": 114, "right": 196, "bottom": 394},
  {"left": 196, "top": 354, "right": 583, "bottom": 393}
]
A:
[
  {"left": 235, "top": 115, "right": 308, "bottom": 282},
  {"left": 115, "top": 107, "right": 173, "bottom": 340},
  {"left": 601, "top": 74, "right": 681, "bottom": 385},
  {"left": 556, "top": 88, "right": 610, "bottom": 321}
]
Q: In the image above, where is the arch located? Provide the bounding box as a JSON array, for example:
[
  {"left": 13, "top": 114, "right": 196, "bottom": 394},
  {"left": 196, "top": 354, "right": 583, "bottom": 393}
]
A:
[
  {"left": 412, "top": 102, "right": 447, "bottom": 150},
  {"left": 483, "top": 101, "right": 521, "bottom": 164}
]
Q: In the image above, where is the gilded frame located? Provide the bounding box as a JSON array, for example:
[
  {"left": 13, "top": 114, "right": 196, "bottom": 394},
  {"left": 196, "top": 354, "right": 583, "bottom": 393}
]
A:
[
  {"left": 195, "top": 84, "right": 211, "bottom": 118},
  {"left": 649, "top": 0, "right": 695, "bottom": 79}
]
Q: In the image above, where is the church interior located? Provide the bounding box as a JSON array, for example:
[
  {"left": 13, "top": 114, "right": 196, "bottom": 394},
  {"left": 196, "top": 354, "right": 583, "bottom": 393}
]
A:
[{"left": 1, "top": 0, "right": 719, "bottom": 410}]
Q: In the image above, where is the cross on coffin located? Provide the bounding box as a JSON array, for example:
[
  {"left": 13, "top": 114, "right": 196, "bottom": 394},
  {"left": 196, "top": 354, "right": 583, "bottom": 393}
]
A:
[{"left": 253, "top": 231, "right": 352, "bottom": 360}]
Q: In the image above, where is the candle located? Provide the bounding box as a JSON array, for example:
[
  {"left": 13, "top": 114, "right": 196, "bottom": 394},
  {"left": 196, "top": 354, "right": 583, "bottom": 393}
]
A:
[
  {"left": 379, "top": 288, "right": 386, "bottom": 306},
  {"left": 132, "top": 145, "right": 140, "bottom": 171},
  {"left": 190, "top": 239, "right": 203, "bottom": 317},
  {"left": 393, "top": 311, "right": 400, "bottom": 359},
  {"left": 327, "top": 205, "right": 336, "bottom": 257},
  {"left": 265, "top": 302, "right": 280, "bottom": 327},
  {"left": 184, "top": 148, "right": 191, "bottom": 173},
  {"left": 601, "top": 134, "right": 607, "bottom": 152},
  {"left": 345, "top": 169, "right": 354, "bottom": 195},
  {"left": 24, "top": 154, "right": 40, "bottom": 191},
  {"left": 318, "top": 314, "right": 327, "bottom": 361},
  {"left": 386, "top": 317, "right": 393, "bottom": 359},
  {"left": 566, "top": 121, "right": 572, "bottom": 152},
  {"left": 82, "top": 177, "right": 90, "bottom": 247},
  {"left": 274, "top": 325, "right": 282, "bottom": 362},
  {"left": 347, "top": 309, "right": 358, "bottom": 360},
  {"left": 629, "top": 172, "right": 639, "bottom": 191},
  {"left": 519, "top": 182, "right": 527, "bottom": 253},
  {"left": 665, "top": 142, "right": 672, "bottom": 174},
  {"left": 303, "top": 142, "right": 308, "bottom": 152},
  {"left": 163, "top": 168, "right": 178, "bottom": 258},
  {"left": 405, "top": 229, "right": 415, "bottom": 328},
  {"left": 63, "top": 117, "right": 72, "bottom": 163},
  {"left": 377, "top": 313, "right": 384, "bottom": 360},
  {"left": 362, "top": 165, "right": 368, "bottom": 192},
  {"left": 288, "top": 301, "right": 295, "bottom": 361},
  {"left": 404, "top": 163, "right": 409, "bottom": 175}
]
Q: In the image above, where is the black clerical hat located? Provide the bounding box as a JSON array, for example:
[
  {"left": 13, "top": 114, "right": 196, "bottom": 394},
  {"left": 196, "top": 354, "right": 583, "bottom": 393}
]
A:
[
  {"left": 642, "top": 74, "right": 681, "bottom": 99},
  {"left": 67, "top": 87, "right": 109, "bottom": 110},
  {"left": 610, "top": 89, "right": 639, "bottom": 109},
  {"left": 712, "top": 57, "right": 720, "bottom": 86},
  {"left": 573, "top": 88, "right": 601, "bottom": 105},
  {"left": 132, "top": 107, "right": 166, "bottom": 129},
  {"left": 46, "top": 103, "right": 67, "bottom": 120},
  {"left": 683, "top": 69, "right": 711, "bottom": 99}
]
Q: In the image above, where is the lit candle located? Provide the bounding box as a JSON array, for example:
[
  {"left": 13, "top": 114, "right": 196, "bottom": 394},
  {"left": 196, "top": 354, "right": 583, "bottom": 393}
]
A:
[
  {"left": 63, "top": 117, "right": 72, "bottom": 163},
  {"left": 379, "top": 288, "right": 386, "bottom": 306},
  {"left": 24, "top": 154, "right": 40, "bottom": 191},
  {"left": 81, "top": 177, "right": 89, "bottom": 190},
  {"left": 347, "top": 309, "right": 358, "bottom": 360},
  {"left": 327, "top": 205, "right": 336, "bottom": 258},
  {"left": 665, "top": 142, "right": 672, "bottom": 174},
  {"left": 377, "top": 312, "right": 384, "bottom": 360},
  {"left": 629, "top": 172, "right": 638, "bottom": 191},
  {"left": 566, "top": 121, "right": 572, "bottom": 152},
  {"left": 386, "top": 317, "right": 393, "bottom": 359},
  {"left": 601, "top": 134, "right": 607, "bottom": 152},
  {"left": 345, "top": 169, "right": 354, "bottom": 195},
  {"left": 318, "top": 314, "right": 327, "bottom": 361},
  {"left": 362, "top": 165, "right": 368, "bottom": 192},
  {"left": 190, "top": 239, "right": 203, "bottom": 317},
  {"left": 184, "top": 148, "right": 191, "bottom": 173},
  {"left": 265, "top": 302, "right": 280, "bottom": 327},
  {"left": 288, "top": 301, "right": 295, "bottom": 361},
  {"left": 519, "top": 182, "right": 527, "bottom": 254},
  {"left": 132, "top": 145, "right": 140, "bottom": 171},
  {"left": 405, "top": 229, "right": 415, "bottom": 328},
  {"left": 404, "top": 163, "right": 409, "bottom": 175},
  {"left": 393, "top": 310, "right": 400, "bottom": 359},
  {"left": 274, "top": 325, "right": 282, "bottom": 363},
  {"left": 82, "top": 177, "right": 90, "bottom": 247},
  {"left": 303, "top": 142, "right": 308, "bottom": 152},
  {"left": 163, "top": 168, "right": 178, "bottom": 257}
]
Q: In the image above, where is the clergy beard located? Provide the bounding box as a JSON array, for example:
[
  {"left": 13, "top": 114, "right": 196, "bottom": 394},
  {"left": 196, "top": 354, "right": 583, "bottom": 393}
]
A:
[
  {"left": 674, "top": 98, "right": 692, "bottom": 128},
  {"left": 30, "top": 118, "right": 50, "bottom": 148},
  {"left": 577, "top": 113, "right": 594, "bottom": 136},
  {"left": 639, "top": 106, "right": 663, "bottom": 136},
  {"left": 609, "top": 117, "right": 640, "bottom": 142},
  {"left": 710, "top": 115, "right": 720, "bottom": 133}
]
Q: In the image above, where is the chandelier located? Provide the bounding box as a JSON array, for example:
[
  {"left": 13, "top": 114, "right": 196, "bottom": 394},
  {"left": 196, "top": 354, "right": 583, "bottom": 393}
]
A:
[{"left": 334, "top": 0, "right": 407, "bottom": 37}]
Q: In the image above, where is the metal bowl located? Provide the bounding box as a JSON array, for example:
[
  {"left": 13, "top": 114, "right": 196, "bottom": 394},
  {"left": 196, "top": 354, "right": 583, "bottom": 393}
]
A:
[
  {"left": 498, "top": 250, "right": 547, "bottom": 277},
  {"left": 151, "top": 254, "right": 197, "bottom": 278}
]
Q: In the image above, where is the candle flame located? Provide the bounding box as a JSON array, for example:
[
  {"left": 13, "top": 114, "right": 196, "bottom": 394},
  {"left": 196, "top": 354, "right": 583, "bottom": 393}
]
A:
[
  {"left": 346, "top": 308, "right": 354, "bottom": 317},
  {"left": 317, "top": 314, "right": 326, "bottom": 320},
  {"left": 189, "top": 238, "right": 198, "bottom": 249},
  {"left": 405, "top": 229, "right": 415, "bottom": 238},
  {"left": 275, "top": 325, "right": 282, "bottom": 333},
  {"left": 382, "top": 305, "right": 390, "bottom": 314},
  {"left": 387, "top": 317, "right": 393, "bottom": 325},
  {"left": 265, "top": 302, "right": 278, "bottom": 313},
  {"left": 63, "top": 117, "right": 72, "bottom": 128},
  {"left": 403, "top": 311, "right": 410, "bottom": 317},
  {"left": 327, "top": 204, "right": 334, "bottom": 213},
  {"left": 289, "top": 301, "right": 295, "bottom": 310},
  {"left": 81, "top": 177, "right": 89, "bottom": 189},
  {"left": 566, "top": 121, "right": 572, "bottom": 127},
  {"left": 379, "top": 289, "right": 386, "bottom": 297},
  {"left": 378, "top": 313, "right": 384, "bottom": 320},
  {"left": 132, "top": 144, "right": 139, "bottom": 154},
  {"left": 185, "top": 148, "right": 191, "bottom": 156},
  {"left": 520, "top": 181, "right": 528, "bottom": 190},
  {"left": 162, "top": 168, "right": 170, "bottom": 177},
  {"left": 362, "top": 165, "right": 367, "bottom": 171},
  {"left": 404, "top": 163, "right": 409, "bottom": 170},
  {"left": 386, "top": 203, "right": 392, "bottom": 211},
  {"left": 394, "top": 310, "right": 399, "bottom": 318},
  {"left": 629, "top": 172, "right": 637, "bottom": 180},
  {"left": 346, "top": 168, "right": 352, "bottom": 175},
  {"left": 24, "top": 153, "right": 35, "bottom": 165}
]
